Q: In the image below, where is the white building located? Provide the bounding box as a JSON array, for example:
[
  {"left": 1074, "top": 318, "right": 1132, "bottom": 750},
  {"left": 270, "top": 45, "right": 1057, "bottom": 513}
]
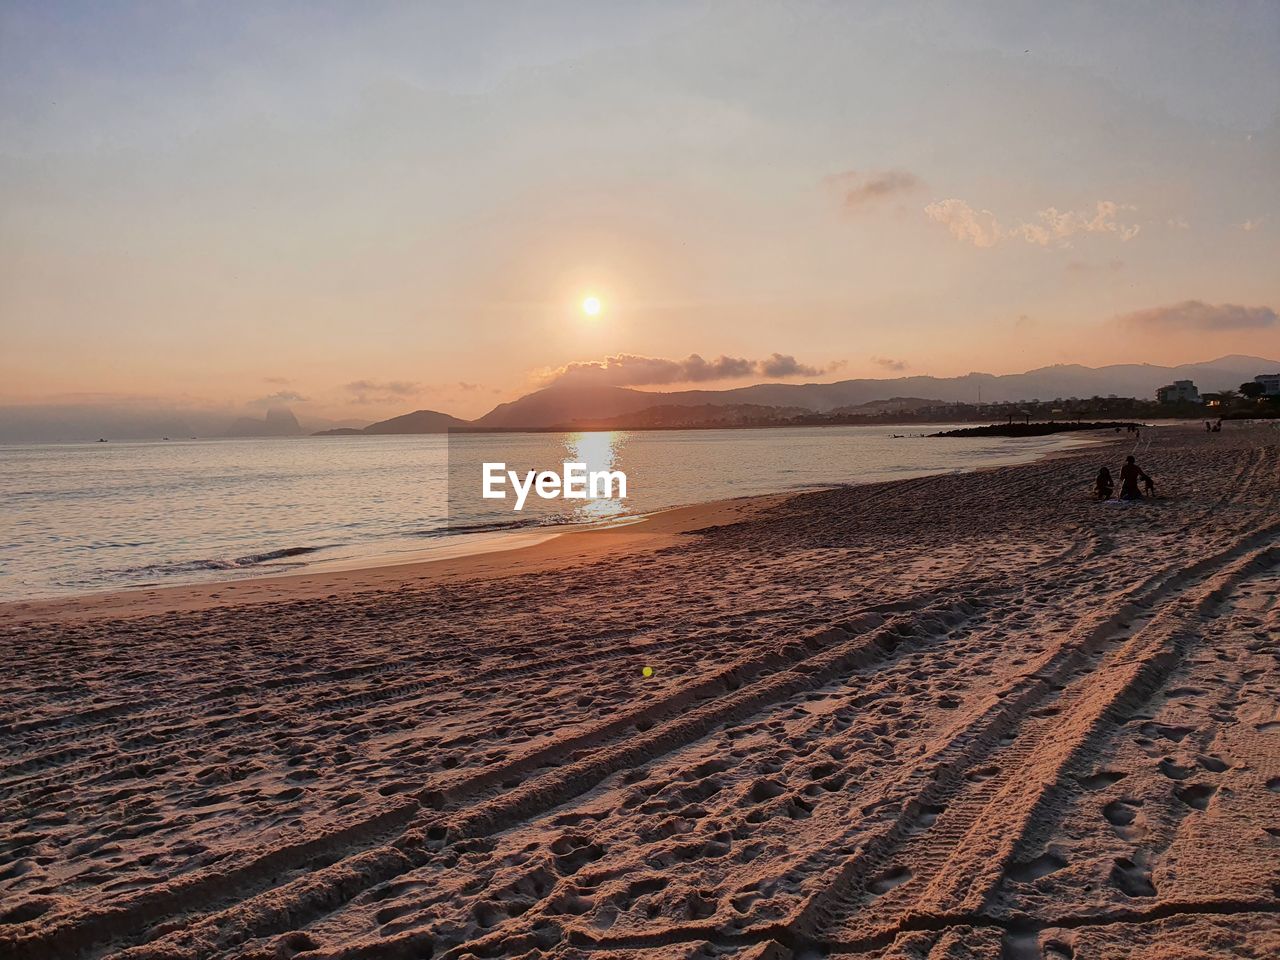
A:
[
  {"left": 1156, "top": 380, "right": 1202, "bottom": 404},
  {"left": 1254, "top": 373, "right": 1280, "bottom": 396}
]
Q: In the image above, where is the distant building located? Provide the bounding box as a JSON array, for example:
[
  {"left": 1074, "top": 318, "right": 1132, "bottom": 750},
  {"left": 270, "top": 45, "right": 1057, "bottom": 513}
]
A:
[
  {"left": 1156, "top": 380, "right": 1201, "bottom": 404},
  {"left": 1254, "top": 373, "right": 1280, "bottom": 396}
]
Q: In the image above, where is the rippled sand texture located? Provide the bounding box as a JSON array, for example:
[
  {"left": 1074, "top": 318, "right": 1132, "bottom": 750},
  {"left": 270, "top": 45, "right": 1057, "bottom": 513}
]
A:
[{"left": 2, "top": 424, "right": 1278, "bottom": 959}]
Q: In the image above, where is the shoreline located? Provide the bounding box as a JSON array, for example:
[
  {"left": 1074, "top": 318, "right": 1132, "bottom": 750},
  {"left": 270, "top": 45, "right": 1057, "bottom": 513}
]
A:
[
  {"left": 0, "top": 492, "right": 790, "bottom": 624},
  {"left": 0, "top": 432, "right": 1113, "bottom": 624},
  {"left": 0, "top": 431, "right": 1112, "bottom": 624}
]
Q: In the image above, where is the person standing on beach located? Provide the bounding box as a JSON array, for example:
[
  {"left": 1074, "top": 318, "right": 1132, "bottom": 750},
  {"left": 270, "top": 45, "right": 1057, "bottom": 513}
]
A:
[{"left": 1119, "top": 455, "right": 1151, "bottom": 501}]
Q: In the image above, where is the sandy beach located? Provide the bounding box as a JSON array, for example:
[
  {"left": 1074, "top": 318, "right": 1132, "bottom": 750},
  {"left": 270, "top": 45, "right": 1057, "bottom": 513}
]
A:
[{"left": 2, "top": 422, "right": 1278, "bottom": 959}]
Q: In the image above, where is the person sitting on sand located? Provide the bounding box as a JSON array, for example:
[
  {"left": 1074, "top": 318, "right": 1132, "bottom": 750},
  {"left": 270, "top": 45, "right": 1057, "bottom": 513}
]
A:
[
  {"left": 1095, "top": 466, "right": 1114, "bottom": 500},
  {"left": 1119, "top": 455, "right": 1152, "bottom": 501}
]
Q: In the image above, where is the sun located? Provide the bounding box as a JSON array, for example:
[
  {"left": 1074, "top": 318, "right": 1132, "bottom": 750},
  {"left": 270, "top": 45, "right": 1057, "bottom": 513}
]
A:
[{"left": 581, "top": 296, "right": 602, "bottom": 317}]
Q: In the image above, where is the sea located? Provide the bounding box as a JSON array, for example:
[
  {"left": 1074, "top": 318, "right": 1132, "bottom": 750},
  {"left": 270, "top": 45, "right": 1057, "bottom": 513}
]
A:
[{"left": 0, "top": 426, "right": 1097, "bottom": 600}]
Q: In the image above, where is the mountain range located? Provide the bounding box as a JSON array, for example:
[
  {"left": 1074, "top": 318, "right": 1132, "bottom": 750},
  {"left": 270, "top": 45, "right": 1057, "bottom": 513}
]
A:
[
  {"left": 345, "top": 354, "right": 1278, "bottom": 433},
  {"left": 3, "top": 356, "right": 1273, "bottom": 442}
]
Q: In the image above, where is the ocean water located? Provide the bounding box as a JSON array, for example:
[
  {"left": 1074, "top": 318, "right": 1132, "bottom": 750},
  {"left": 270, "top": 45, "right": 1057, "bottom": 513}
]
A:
[{"left": 0, "top": 427, "right": 1095, "bottom": 600}]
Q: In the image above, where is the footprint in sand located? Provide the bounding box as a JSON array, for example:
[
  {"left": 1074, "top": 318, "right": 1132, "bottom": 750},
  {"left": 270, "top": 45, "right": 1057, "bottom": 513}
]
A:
[
  {"left": 1175, "top": 782, "right": 1217, "bottom": 810},
  {"left": 1006, "top": 851, "right": 1069, "bottom": 883},
  {"left": 1139, "top": 722, "right": 1195, "bottom": 742},
  {"left": 748, "top": 778, "right": 786, "bottom": 803},
  {"left": 1103, "top": 798, "right": 1140, "bottom": 827},
  {"left": 1102, "top": 798, "right": 1147, "bottom": 840},
  {"left": 1109, "top": 856, "right": 1157, "bottom": 898},
  {"left": 910, "top": 802, "right": 946, "bottom": 832},
  {"left": 1077, "top": 769, "right": 1129, "bottom": 790},
  {"left": 868, "top": 865, "right": 913, "bottom": 895},
  {"left": 611, "top": 875, "right": 668, "bottom": 912},
  {"left": 550, "top": 834, "right": 606, "bottom": 875},
  {"left": 0, "top": 898, "right": 54, "bottom": 925},
  {"left": 276, "top": 931, "right": 320, "bottom": 955},
  {"left": 1158, "top": 759, "right": 1196, "bottom": 780}
]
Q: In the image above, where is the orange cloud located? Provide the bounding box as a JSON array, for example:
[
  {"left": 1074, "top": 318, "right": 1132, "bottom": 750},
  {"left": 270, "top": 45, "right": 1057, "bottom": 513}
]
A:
[{"left": 544, "top": 353, "right": 837, "bottom": 387}]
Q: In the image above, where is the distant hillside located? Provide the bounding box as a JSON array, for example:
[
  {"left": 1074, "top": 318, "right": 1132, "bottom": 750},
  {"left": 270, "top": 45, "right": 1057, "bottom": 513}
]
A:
[
  {"left": 313, "top": 409, "right": 470, "bottom": 436},
  {"left": 553, "top": 402, "right": 813, "bottom": 430},
  {"left": 473, "top": 383, "right": 657, "bottom": 429},
  {"left": 225, "top": 407, "right": 304, "bottom": 437},
  {"left": 829, "top": 397, "right": 939, "bottom": 416},
  {"left": 469, "top": 355, "right": 1279, "bottom": 429}
]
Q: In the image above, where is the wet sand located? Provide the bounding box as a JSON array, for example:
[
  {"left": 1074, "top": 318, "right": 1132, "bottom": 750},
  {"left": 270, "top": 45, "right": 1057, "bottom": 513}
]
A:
[{"left": 2, "top": 423, "right": 1278, "bottom": 959}]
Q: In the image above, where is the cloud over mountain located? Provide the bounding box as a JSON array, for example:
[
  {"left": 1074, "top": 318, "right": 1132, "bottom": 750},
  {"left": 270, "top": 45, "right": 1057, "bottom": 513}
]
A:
[
  {"left": 344, "top": 380, "right": 424, "bottom": 405},
  {"left": 250, "top": 390, "right": 309, "bottom": 406},
  {"left": 544, "top": 353, "right": 834, "bottom": 387},
  {"left": 1116, "top": 301, "right": 1277, "bottom": 331}
]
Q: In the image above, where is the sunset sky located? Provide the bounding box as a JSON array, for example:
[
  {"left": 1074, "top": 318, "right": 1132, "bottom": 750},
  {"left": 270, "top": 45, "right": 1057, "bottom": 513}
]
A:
[{"left": 3, "top": 1, "right": 1278, "bottom": 422}]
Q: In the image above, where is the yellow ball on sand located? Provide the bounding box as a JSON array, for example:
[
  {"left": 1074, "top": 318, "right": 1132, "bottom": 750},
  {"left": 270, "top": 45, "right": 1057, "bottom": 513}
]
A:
[{"left": 642, "top": 666, "right": 654, "bottom": 678}]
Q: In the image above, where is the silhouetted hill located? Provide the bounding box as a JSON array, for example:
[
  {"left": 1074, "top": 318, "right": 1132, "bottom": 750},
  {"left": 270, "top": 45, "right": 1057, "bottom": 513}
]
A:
[
  {"left": 225, "top": 407, "right": 304, "bottom": 437},
  {"left": 313, "top": 409, "right": 470, "bottom": 435},
  {"left": 553, "top": 403, "right": 813, "bottom": 430},
  {"left": 473, "top": 384, "right": 658, "bottom": 428},
  {"left": 469, "top": 356, "right": 1279, "bottom": 428},
  {"left": 829, "top": 397, "right": 939, "bottom": 416}
]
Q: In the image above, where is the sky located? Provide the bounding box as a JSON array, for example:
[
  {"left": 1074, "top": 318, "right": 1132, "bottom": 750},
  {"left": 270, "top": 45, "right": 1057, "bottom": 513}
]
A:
[{"left": 2, "top": 0, "right": 1278, "bottom": 423}]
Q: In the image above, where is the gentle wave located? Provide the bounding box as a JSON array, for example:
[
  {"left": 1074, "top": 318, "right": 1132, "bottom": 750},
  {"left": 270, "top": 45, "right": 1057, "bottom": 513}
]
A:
[
  {"left": 119, "top": 544, "right": 337, "bottom": 577},
  {"left": 419, "top": 516, "right": 574, "bottom": 537}
]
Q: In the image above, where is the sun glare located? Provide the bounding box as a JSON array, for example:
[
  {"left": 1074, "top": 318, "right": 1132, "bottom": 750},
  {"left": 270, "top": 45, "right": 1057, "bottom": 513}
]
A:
[{"left": 581, "top": 296, "right": 602, "bottom": 317}]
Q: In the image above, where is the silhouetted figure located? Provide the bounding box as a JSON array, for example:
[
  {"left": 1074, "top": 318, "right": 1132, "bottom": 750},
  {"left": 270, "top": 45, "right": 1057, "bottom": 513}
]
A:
[
  {"left": 1205, "top": 421, "right": 1212, "bottom": 432},
  {"left": 1095, "top": 466, "right": 1114, "bottom": 500},
  {"left": 1119, "top": 455, "right": 1151, "bottom": 501}
]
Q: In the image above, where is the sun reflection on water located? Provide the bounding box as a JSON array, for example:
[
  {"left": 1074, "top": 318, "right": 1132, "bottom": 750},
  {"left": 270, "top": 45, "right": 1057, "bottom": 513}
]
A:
[{"left": 562, "top": 431, "right": 628, "bottom": 522}]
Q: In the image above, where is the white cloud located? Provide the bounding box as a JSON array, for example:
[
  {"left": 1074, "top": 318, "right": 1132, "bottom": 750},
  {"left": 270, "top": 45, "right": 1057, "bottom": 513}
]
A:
[
  {"left": 1013, "top": 201, "right": 1140, "bottom": 247},
  {"left": 924, "top": 199, "right": 1004, "bottom": 247},
  {"left": 927, "top": 198, "right": 1141, "bottom": 248}
]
